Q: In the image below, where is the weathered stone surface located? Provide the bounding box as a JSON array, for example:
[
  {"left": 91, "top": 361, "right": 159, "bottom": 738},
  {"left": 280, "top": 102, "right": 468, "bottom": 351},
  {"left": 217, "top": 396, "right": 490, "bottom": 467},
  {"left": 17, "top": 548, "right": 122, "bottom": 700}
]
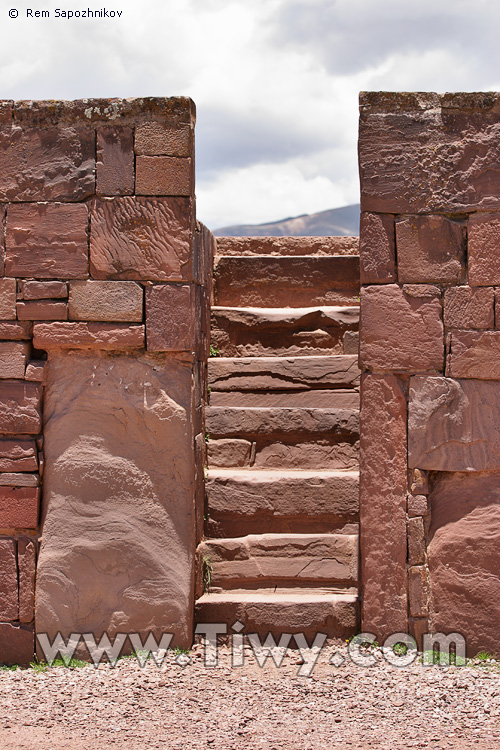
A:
[
  {"left": 6, "top": 203, "right": 89, "bottom": 279},
  {"left": 146, "top": 284, "right": 194, "bottom": 351},
  {"left": 360, "top": 374, "right": 408, "bottom": 637},
  {"left": 0, "top": 321, "right": 32, "bottom": 340},
  {"left": 359, "top": 212, "right": 396, "bottom": 283},
  {"left": 0, "top": 342, "right": 29, "bottom": 379},
  {"left": 396, "top": 216, "right": 466, "bottom": 284},
  {"left": 0, "top": 205, "right": 5, "bottom": 276},
  {"left": 448, "top": 330, "right": 500, "bottom": 379},
  {"left": 0, "top": 473, "right": 39, "bottom": 487},
  {"left": 69, "top": 280, "right": 143, "bottom": 322},
  {"left": 206, "top": 407, "right": 359, "bottom": 439},
  {"left": 402, "top": 284, "right": 441, "bottom": 298},
  {"left": 209, "top": 389, "right": 360, "bottom": 409},
  {"left": 407, "top": 494, "right": 429, "bottom": 518},
  {"left": 136, "top": 156, "right": 193, "bottom": 196},
  {"left": 444, "top": 286, "right": 494, "bottom": 329},
  {"left": 135, "top": 122, "right": 192, "bottom": 156},
  {"left": 25, "top": 361, "right": 46, "bottom": 383},
  {"left": 409, "top": 376, "right": 500, "bottom": 471},
  {"left": 36, "top": 352, "right": 196, "bottom": 647},
  {"left": 360, "top": 284, "right": 444, "bottom": 373},
  {"left": 408, "top": 566, "right": 429, "bottom": 618},
  {"left": 0, "top": 623, "right": 34, "bottom": 666},
  {"left": 90, "top": 197, "right": 193, "bottom": 281},
  {"left": 0, "top": 439, "right": 37, "bottom": 472},
  {"left": 468, "top": 213, "right": 500, "bottom": 285},
  {"left": 359, "top": 92, "right": 500, "bottom": 213},
  {"left": 0, "top": 125, "right": 94, "bottom": 202},
  {"left": 407, "top": 516, "right": 426, "bottom": 565},
  {"left": 410, "top": 469, "right": 429, "bottom": 495},
  {"left": 428, "top": 471, "right": 500, "bottom": 655},
  {"left": 0, "top": 487, "right": 39, "bottom": 528},
  {"left": 0, "top": 539, "right": 18, "bottom": 620},
  {"left": 0, "top": 381, "right": 42, "bottom": 435},
  {"left": 207, "top": 439, "right": 252, "bottom": 468},
  {"left": 253, "top": 440, "right": 359, "bottom": 472},
  {"left": 343, "top": 331, "right": 359, "bottom": 355},
  {"left": 199, "top": 533, "right": 358, "bottom": 587},
  {"left": 215, "top": 236, "right": 359, "bottom": 257},
  {"left": 16, "top": 301, "right": 68, "bottom": 321},
  {"left": 0, "top": 278, "right": 17, "bottom": 319},
  {"left": 96, "top": 126, "right": 134, "bottom": 196},
  {"left": 33, "top": 322, "right": 144, "bottom": 351},
  {"left": 18, "top": 538, "right": 36, "bottom": 623},
  {"left": 21, "top": 280, "right": 68, "bottom": 300}
]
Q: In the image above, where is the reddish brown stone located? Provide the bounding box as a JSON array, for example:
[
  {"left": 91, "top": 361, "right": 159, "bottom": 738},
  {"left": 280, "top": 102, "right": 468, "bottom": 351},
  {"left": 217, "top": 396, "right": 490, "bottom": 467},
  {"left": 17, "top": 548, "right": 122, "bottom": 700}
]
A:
[
  {"left": 135, "top": 122, "right": 192, "bottom": 156},
  {"left": 0, "top": 381, "right": 42, "bottom": 435},
  {"left": 21, "top": 280, "right": 68, "bottom": 300},
  {"left": 135, "top": 156, "right": 193, "bottom": 196},
  {"left": 146, "top": 284, "right": 194, "bottom": 352},
  {"left": 96, "top": 126, "right": 134, "bottom": 196},
  {"left": 6, "top": 203, "right": 88, "bottom": 279},
  {"left": 33, "top": 322, "right": 145, "bottom": 351},
  {"left": 0, "top": 125, "right": 94, "bottom": 202},
  {"left": 215, "top": 236, "right": 359, "bottom": 257},
  {"left": 396, "top": 216, "right": 465, "bottom": 284},
  {"left": 448, "top": 330, "right": 500, "bottom": 379},
  {"left": 16, "top": 300, "right": 68, "bottom": 321},
  {"left": 0, "top": 539, "right": 18, "bottom": 620},
  {"left": 407, "top": 494, "right": 429, "bottom": 518},
  {"left": 0, "top": 278, "right": 16, "bottom": 319},
  {"left": 407, "top": 516, "right": 426, "bottom": 565},
  {"left": 0, "top": 321, "right": 32, "bottom": 340},
  {"left": 468, "top": 213, "right": 500, "bottom": 285},
  {"left": 18, "top": 538, "right": 36, "bottom": 623},
  {"left": 360, "top": 284, "right": 444, "bottom": 373},
  {"left": 359, "top": 212, "right": 396, "bottom": 283},
  {"left": 410, "top": 469, "right": 429, "bottom": 495},
  {"left": 0, "top": 205, "right": 5, "bottom": 276},
  {"left": 0, "top": 623, "right": 34, "bottom": 666},
  {"left": 360, "top": 374, "right": 408, "bottom": 638},
  {"left": 0, "top": 487, "right": 39, "bottom": 528},
  {"left": 0, "top": 342, "right": 29, "bottom": 378},
  {"left": 68, "top": 280, "right": 143, "bottom": 322},
  {"left": 408, "top": 566, "right": 429, "bottom": 618},
  {"left": 444, "top": 286, "right": 494, "bottom": 329},
  {"left": 0, "top": 439, "right": 38, "bottom": 472},
  {"left": 0, "top": 473, "right": 39, "bottom": 487},
  {"left": 25, "top": 361, "right": 46, "bottom": 383},
  {"left": 90, "top": 197, "right": 193, "bottom": 281}
]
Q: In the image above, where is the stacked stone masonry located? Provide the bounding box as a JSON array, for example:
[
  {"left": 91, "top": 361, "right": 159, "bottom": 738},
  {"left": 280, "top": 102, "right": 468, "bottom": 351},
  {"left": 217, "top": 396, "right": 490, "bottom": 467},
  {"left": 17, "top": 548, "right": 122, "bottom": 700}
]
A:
[
  {"left": 0, "top": 98, "right": 214, "bottom": 665},
  {"left": 359, "top": 92, "right": 500, "bottom": 655}
]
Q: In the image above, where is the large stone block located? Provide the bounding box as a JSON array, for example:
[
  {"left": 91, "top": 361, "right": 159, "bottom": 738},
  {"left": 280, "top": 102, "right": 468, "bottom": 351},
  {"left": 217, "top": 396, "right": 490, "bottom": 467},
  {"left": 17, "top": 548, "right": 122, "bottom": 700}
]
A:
[
  {"left": 0, "top": 205, "right": 5, "bottom": 275},
  {"left": 0, "top": 321, "right": 32, "bottom": 340},
  {"left": 135, "top": 122, "right": 192, "bottom": 156},
  {"left": 396, "top": 216, "right": 466, "bottom": 284},
  {"left": 0, "top": 539, "right": 18, "bottom": 620},
  {"left": 407, "top": 516, "right": 426, "bottom": 565},
  {"left": 96, "top": 126, "right": 134, "bottom": 196},
  {"left": 360, "top": 284, "right": 444, "bottom": 373},
  {"left": 468, "top": 213, "right": 500, "bottom": 286},
  {"left": 69, "top": 280, "right": 143, "bottom": 322},
  {"left": 21, "top": 280, "right": 68, "bottom": 300},
  {"left": 33, "top": 322, "right": 144, "bottom": 351},
  {"left": 36, "top": 352, "right": 196, "bottom": 648},
  {"left": 0, "top": 439, "right": 38, "bottom": 472},
  {"left": 408, "top": 376, "right": 500, "bottom": 471},
  {"left": 6, "top": 203, "right": 89, "bottom": 279},
  {"left": 448, "top": 330, "right": 500, "bottom": 379},
  {"left": 0, "top": 278, "right": 17, "bottom": 319},
  {"left": 0, "top": 124, "right": 94, "bottom": 202},
  {"left": 90, "top": 197, "right": 193, "bottom": 281},
  {"left": 359, "top": 212, "right": 396, "bottom": 284},
  {"left": 135, "top": 156, "right": 192, "bottom": 196},
  {"left": 0, "top": 487, "right": 39, "bottom": 528},
  {"left": 408, "top": 566, "right": 429, "bottom": 618},
  {"left": 146, "top": 284, "right": 194, "bottom": 352},
  {"left": 0, "top": 342, "right": 29, "bottom": 379},
  {"left": 0, "top": 381, "right": 42, "bottom": 435},
  {"left": 18, "top": 538, "right": 36, "bottom": 623},
  {"left": 360, "top": 374, "right": 408, "bottom": 637},
  {"left": 444, "top": 286, "right": 494, "bottom": 329},
  {"left": 16, "top": 301, "right": 68, "bottom": 321},
  {"left": 0, "top": 623, "right": 34, "bottom": 666}
]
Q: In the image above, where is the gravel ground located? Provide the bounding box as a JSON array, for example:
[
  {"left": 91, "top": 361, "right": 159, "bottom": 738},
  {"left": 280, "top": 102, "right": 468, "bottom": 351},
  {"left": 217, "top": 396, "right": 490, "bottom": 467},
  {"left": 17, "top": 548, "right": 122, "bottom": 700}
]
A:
[{"left": 1, "top": 640, "right": 500, "bottom": 750}]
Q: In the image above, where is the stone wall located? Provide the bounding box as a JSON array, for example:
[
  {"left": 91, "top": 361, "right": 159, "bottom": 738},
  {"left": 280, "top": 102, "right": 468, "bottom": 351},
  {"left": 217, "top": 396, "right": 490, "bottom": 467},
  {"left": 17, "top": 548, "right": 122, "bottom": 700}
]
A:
[
  {"left": 359, "top": 92, "right": 500, "bottom": 655},
  {"left": 0, "top": 98, "right": 213, "bottom": 665}
]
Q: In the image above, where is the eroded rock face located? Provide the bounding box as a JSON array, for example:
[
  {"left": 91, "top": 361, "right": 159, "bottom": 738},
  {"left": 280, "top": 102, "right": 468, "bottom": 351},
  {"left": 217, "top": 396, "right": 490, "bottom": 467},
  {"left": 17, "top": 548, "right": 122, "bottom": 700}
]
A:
[
  {"left": 36, "top": 351, "right": 196, "bottom": 649},
  {"left": 428, "top": 472, "right": 500, "bottom": 655}
]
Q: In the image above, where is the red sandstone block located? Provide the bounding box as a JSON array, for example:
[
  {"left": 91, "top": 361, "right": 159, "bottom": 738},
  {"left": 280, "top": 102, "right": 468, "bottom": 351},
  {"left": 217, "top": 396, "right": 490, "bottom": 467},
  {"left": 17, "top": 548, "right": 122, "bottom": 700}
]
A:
[
  {"left": 407, "top": 516, "right": 426, "bottom": 565},
  {"left": 6, "top": 203, "right": 89, "bottom": 279},
  {"left": 396, "top": 216, "right": 466, "bottom": 284},
  {"left": 90, "top": 196, "right": 193, "bottom": 281},
  {"left": 0, "top": 539, "right": 18, "bottom": 620},
  {"left": 0, "top": 487, "right": 39, "bottom": 528},
  {"left": 408, "top": 566, "right": 429, "bottom": 618},
  {"left": 407, "top": 494, "right": 429, "bottom": 518},
  {"left": 33, "top": 322, "right": 145, "bottom": 351},
  {"left": 16, "top": 300, "right": 68, "bottom": 321},
  {"left": 68, "top": 280, "right": 143, "bottom": 322},
  {"left": 448, "top": 330, "right": 500, "bottom": 379},
  {"left": 0, "top": 623, "right": 34, "bottom": 667},
  {"left": 469, "top": 214, "right": 500, "bottom": 285},
  {"left": 0, "top": 278, "right": 17, "bottom": 320},
  {"left": 146, "top": 284, "right": 195, "bottom": 352},
  {"left": 0, "top": 205, "right": 5, "bottom": 276},
  {"left": 360, "top": 284, "right": 444, "bottom": 373},
  {"left": 135, "top": 122, "right": 192, "bottom": 156},
  {"left": 0, "top": 381, "right": 42, "bottom": 435},
  {"left": 135, "top": 156, "right": 193, "bottom": 196},
  {"left": 410, "top": 469, "right": 429, "bottom": 495},
  {"left": 359, "top": 212, "right": 396, "bottom": 283},
  {"left": 97, "top": 126, "right": 134, "bottom": 196},
  {"left": 0, "top": 439, "right": 38, "bottom": 472},
  {"left": 0, "top": 342, "right": 29, "bottom": 379},
  {"left": 21, "top": 280, "right": 68, "bottom": 300},
  {"left": 18, "top": 538, "right": 36, "bottom": 623},
  {"left": 0, "top": 321, "right": 32, "bottom": 340},
  {"left": 444, "top": 286, "right": 494, "bottom": 329},
  {"left": 25, "top": 361, "right": 46, "bottom": 383},
  {"left": 494, "top": 290, "right": 500, "bottom": 329}
]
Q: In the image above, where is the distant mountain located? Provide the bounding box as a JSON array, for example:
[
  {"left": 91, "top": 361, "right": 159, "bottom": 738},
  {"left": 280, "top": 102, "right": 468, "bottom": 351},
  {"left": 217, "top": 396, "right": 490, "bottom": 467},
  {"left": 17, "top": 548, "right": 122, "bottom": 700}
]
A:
[{"left": 213, "top": 203, "right": 360, "bottom": 237}]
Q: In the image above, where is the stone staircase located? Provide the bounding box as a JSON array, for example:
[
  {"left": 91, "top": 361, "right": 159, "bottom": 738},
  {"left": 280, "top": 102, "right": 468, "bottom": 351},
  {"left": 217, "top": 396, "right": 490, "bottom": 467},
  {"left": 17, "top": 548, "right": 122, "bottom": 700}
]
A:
[{"left": 195, "top": 237, "right": 361, "bottom": 638}]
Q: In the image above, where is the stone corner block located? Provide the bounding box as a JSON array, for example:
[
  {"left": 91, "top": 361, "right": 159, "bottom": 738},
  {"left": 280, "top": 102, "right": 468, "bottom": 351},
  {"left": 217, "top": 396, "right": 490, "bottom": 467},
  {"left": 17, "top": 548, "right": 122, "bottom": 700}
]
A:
[
  {"left": 396, "top": 215, "right": 466, "bottom": 284},
  {"left": 359, "top": 212, "right": 396, "bottom": 284},
  {"left": 146, "top": 284, "right": 195, "bottom": 352}
]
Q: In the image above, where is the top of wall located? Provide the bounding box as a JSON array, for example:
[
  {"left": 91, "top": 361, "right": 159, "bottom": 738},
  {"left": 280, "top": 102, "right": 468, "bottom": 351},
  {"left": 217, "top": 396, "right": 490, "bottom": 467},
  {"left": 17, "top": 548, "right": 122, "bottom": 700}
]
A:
[{"left": 359, "top": 91, "right": 500, "bottom": 113}]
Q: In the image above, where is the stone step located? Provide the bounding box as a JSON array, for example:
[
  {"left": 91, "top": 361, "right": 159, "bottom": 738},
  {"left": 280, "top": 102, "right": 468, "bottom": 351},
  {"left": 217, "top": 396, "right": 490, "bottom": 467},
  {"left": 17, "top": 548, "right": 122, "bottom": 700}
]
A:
[
  {"left": 215, "top": 236, "right": 359, "bottom": 257},
  {"left": 195, "top": 590, "right": 359, "bottom": 639},
  {"left": 211, "top": 306, "right": 359, "bottom": 358},
  {"left": 208, "top": 355, "right": 360, "bottom": 392},
  {"left": 213, "top": 255, "right": 360, "bottom": 307},
  {"left": 205, "top": 468, "right": 359, "bottom": 536},
  {"left": 209, "top": 389, "right": 359, "bottom": 408},
  {"left": 198, "top": 533, "right": 358, "bottom": 589}
]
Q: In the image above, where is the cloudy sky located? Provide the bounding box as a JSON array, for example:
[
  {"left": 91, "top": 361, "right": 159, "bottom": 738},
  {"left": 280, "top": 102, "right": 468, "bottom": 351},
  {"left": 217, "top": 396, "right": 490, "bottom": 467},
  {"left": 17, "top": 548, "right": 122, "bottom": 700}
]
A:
[{"left": 2, "top": 0, "right": 500, "bottom": 229}]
